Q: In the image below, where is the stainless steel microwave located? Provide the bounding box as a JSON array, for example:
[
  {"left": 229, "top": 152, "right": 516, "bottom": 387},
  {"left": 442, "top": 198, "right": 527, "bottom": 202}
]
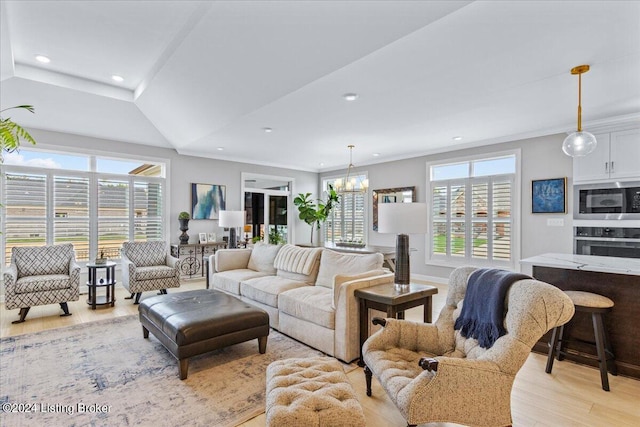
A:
[{"left": 574, "top": 181, "right": 640, "bottom": 220}]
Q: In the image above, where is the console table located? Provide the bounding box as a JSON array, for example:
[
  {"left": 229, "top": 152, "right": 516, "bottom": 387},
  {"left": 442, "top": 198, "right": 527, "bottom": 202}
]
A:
[{"left": 170, "top": 242, "right": 227, "bottom": 279}]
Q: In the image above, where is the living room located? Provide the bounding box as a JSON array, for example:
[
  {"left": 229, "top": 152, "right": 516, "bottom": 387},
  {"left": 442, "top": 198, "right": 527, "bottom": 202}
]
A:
[{"left": 1, "top": 1, "right": 639, "bottom": 426}]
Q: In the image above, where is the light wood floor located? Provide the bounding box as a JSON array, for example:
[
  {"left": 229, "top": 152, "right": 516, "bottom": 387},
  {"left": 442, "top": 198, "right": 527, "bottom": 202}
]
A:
[{"left": 2, "top": 279, "right": 639, "bottom": 426}]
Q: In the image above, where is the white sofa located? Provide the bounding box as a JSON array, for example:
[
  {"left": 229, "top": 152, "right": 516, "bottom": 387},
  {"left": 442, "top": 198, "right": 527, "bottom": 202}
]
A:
[{"left": 209, "top": 243, "right": 394, "bottom": 363}]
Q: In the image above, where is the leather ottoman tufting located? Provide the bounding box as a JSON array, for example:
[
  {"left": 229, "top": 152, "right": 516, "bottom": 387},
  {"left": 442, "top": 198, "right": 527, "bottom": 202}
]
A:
[
  {"left": 266, "top": 356, "right": 366, "bottom": 427},
  {"left": 139, "top": 289, "right": 269, "bottom": 379}
]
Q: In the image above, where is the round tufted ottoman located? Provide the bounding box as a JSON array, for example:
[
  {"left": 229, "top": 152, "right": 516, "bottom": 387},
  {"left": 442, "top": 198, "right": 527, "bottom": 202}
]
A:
[{"left": 266, "top": 356, "right": 366, "bottom": 427}]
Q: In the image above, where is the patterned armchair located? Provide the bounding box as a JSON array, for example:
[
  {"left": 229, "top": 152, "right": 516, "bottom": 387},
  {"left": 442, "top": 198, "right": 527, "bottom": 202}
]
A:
[
  {"left": 362, "top": 266, "right": 575, "bottom": 427},
  {"left": 121, "top": 241, "right": 180, "bottom": 304},
  {"left": 3, "top": 244, "right": 80, "bottom": 323}
]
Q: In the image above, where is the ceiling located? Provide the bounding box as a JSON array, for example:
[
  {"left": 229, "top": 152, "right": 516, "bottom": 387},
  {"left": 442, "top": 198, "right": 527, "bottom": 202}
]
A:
[{"left": 1, "top": 1, "right": 639, "bottom": 173}]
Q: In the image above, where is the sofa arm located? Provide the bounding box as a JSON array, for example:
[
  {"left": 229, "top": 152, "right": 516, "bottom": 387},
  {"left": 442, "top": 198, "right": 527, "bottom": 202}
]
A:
[
  {"left": 332, "top": 270, "right": 393, "bottom": 362},
  {"left": 3, "top": 264, "right": 18, "bottom": 302},
  {"left": 68, "top": 259, "right": 81, "bottom": 288},
  {"left": 165, "top": 254, "right": 180, "bottom": 270},
  {"left": 122, "top": 255, "right": 136, "bottom": 286},
  {"left": 362, "top": 317, "right": 442, "bottom": 356},
  {"left": 213, "top": 248, "right": 252, "bottom": 272}
]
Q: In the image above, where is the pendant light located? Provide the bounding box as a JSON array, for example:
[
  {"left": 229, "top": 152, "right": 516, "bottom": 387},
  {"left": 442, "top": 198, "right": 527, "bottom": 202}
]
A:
[{"left": 562, "top": 65, "right": 597, "bottom": 157}]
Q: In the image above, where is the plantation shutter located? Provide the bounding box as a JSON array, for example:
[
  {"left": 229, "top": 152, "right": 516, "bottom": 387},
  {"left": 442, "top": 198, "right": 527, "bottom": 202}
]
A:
[
  {"left": 97, "top": 178, "right": 129, "bottom": 259},
  {"left": 3, "top": 173, "right": 47, "bottom": 264},
  {"left": 54, "top": 175, "right": 90, "bottom": 261},
  {"left": 133, "top": 180, "right": 163, "bottom": 242}
]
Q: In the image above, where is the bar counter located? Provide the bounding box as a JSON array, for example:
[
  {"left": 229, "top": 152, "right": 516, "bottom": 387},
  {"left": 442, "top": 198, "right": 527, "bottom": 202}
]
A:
[{"left": 521, "top": 253, "right": 640, "bottom": 379}]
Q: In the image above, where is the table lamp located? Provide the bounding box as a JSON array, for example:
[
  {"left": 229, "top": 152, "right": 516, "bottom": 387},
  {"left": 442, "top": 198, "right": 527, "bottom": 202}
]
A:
[
  {"left": 219, "top": 210, "right": 245, "bottom": 249},
  {"left": 377, "top": 202, "right": 428, "bottom": 289}
]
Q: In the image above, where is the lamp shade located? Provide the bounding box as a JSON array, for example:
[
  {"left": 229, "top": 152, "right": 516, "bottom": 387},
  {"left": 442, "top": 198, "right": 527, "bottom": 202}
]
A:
[
  {"left": 562, "top": 131, "right": 597, "bottom": 157},
  {"left": 219, "top": 210, "right": 244, "bottom": 228},
  {"left": 378, "top": 203, "right": 428, "bottom": 235}
]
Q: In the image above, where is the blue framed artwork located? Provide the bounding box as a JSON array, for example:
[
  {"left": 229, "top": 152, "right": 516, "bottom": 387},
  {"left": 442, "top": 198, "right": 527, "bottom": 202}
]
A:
[
  {"left": 532, "top": 177, "right": 566, "bottom": 214},
  {"left": 191, "top": 183, "right": 226, "bottom": 219}
]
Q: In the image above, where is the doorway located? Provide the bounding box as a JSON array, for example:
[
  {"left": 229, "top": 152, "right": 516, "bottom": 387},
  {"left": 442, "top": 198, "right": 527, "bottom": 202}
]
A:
[{"left": 242, "top": 174, "right": 293, "bottom": 245}]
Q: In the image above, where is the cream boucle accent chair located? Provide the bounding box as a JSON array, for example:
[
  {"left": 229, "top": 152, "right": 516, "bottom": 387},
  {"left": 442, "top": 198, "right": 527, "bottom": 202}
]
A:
[
  {"left": 121, "top": 241, "right": 181, "bottom": 304},
  {"left": 362, "top": 266, "right": 575, "bottom": 427},
  {"left": 3, "top": 243, "right": 80, "bottom": 323}
]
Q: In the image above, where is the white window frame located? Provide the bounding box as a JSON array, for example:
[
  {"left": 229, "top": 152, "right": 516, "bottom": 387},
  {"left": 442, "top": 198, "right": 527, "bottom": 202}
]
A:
[
  {"left": 1, "top": 146, "right": 169, "bottom": 265},
  {"left": 426, "top": 149, "right": 521, "bottom": 270}
]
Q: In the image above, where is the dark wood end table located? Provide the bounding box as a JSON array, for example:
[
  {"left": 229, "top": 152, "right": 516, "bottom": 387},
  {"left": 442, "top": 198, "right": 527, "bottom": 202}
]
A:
[
  {"left": 86, "top": 261, "right": 116, "bottom": 309},
  {"left": 355, "top": 283, "right": 438, "bottom": 366}
]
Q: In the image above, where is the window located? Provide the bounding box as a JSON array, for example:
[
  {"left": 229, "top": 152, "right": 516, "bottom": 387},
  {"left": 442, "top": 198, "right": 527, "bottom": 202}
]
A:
[
  {"left": 323, "top": 174, "right": 367, "bottom": 244},
  {"left": 2, "top": 149, "right": 166, "bottom": 264},
  {"left": 428, "top": 152, "right": 519, "bottom": 268}
]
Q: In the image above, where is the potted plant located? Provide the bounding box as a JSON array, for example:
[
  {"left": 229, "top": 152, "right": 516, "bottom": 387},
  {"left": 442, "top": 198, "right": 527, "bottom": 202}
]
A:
[
  {"left": 293, "top": 184, "right": 339, "bottom": 245},
  {"left": 1, "top": 105, "right": 37, "bottom": 163},
  {"left": 178, "top": 212, "right": 190, "bottom": 244}
]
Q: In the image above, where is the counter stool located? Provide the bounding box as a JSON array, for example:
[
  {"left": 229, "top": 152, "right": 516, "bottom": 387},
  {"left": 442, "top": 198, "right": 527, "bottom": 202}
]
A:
[{"left": 545, "top": 290, "right": 617, "bottom": 391}]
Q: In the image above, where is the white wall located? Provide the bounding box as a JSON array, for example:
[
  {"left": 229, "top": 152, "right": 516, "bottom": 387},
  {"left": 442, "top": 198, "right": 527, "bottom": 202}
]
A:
[{"left": 321, "top": 133, "right": 574, "bottom": 280}]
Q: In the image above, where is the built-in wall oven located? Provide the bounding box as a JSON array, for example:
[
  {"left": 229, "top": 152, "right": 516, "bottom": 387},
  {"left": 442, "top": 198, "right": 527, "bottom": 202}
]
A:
[
  {"left": 574, "top": 181, "right": 640, "bottom": 220},
  {"left": 574, "top": 226, "right": 640, "bottom": 258}
]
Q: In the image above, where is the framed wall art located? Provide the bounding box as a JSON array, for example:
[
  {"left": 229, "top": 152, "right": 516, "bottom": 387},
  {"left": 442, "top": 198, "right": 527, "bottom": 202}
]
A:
[
  {"left": 532, "top": 177, "right": 566, "bottom": 214},
  {"left": 191, "top": 183, "right": 226, "bottom": 219}
]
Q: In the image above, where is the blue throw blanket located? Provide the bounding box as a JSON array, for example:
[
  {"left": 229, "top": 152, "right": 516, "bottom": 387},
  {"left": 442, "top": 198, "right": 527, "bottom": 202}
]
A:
[{"left": 454, "top": 269, "right": 531, "bottom": 349}]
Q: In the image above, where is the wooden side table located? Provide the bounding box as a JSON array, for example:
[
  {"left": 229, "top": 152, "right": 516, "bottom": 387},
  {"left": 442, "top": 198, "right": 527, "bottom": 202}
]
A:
[
  {"left": 355, "top": 283, "right": 438, "bottom": 366},
  {"left": 86, "top": 261, "right": 116, "bottom": 309}
]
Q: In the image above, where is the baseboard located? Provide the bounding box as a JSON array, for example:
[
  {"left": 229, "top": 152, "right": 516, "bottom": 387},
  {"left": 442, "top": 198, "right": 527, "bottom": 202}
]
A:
[{"left": 412, "top": 273, "right": 448, "bottom": 285}]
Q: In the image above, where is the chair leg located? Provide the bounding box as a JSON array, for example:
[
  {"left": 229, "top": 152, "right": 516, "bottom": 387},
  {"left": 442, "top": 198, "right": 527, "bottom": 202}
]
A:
[
  {"left": 545, "top": 326, "right": 560, "bottom": 373},
  {"left": 556, "top": 323, "right": 567, "bottom": 361},
  {"left": 125, "top": 293, "right": 135, "bottom": 300},
  {"left": 134, "top": 293, "right": 142, "bottom": 304},
  {"left": 59, "top": 302, "right": 72, "bottom": 317},
  {"left": 601, "top": 317, "right": 618, "bottom": 376},
  {"left": 364, "top": 364, "right": 372, "bottom": 397},
  {"left": 592, "top": 313, "right": 611, "bottom": 391},
  {"left": 12, "top": 307, "right": 31, "bottom": 324}
]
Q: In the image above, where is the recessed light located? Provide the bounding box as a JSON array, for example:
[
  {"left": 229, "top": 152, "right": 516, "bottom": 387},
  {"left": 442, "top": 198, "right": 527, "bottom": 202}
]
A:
[
  {"left": 263, "top": 127, "right": 273, "bottom": 133},
  {"left": 319, "top": 162, "right": 324, "bottom": 167},
  {"left": 452, "top": 136, "right": 463, "bottom": 141},
  {"left": 217, "top": 147, "right": 224, "bottom": 151},
  {"left": 35, "top": 55, "right": 50, "bottom": 63},
  {"left": 111, "top": 75, "right": 124, "bottom": 82},
  {"left": 372, "top": 153, "right": 380, "bottom": 157},
  {"left": 342, "top": 93, "right": 358, "bottom": 101}
]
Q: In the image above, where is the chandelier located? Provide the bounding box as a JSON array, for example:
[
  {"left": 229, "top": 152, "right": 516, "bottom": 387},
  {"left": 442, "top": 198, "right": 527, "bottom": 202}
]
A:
[{"left": 333, "top": 145, "right": 368, "bottom": 194}]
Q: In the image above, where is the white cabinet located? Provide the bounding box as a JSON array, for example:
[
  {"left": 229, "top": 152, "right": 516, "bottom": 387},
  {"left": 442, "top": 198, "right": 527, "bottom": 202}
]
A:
[{"left": 573, "top": 129, "right": 640, "bottom": 183}]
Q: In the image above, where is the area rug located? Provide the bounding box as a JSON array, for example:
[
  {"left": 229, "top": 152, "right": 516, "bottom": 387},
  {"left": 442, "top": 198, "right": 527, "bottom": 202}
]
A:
[{"left": 0, "top": 315, "right": 344, "bottom": 427}]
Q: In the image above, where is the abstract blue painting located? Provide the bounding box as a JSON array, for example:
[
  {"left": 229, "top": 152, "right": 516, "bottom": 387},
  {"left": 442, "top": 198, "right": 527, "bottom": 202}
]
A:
[
  {"left": 191, "top": 183, "right": 226, "bottom": 219},
  {"left": 532, "top": 178, "right": 566, "bottom": 213}
]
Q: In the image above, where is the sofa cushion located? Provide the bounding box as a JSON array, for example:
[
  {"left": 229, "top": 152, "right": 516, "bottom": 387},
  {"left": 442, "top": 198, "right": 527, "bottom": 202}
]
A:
[
  {"left": 212, "top": 269, "right": 270, "bottom": 295},
  {"left": 274, "top": 244, "right": 322, "bottom": 275},
  {"left": 13, "top": 244, "right": 74, "bottom": 277},
  {"left": 316, "top": 250, "right": 384, "bottom": 289},
  {"left": 279, "top": 286, "right": 335, "bottom": 329},
  {"left": 135, "top": 265, "right": 177, "bottom": 281},
  {"left": 15, "top": 275, "right": 71, "bottom": 294},
  {"left": 240, "top": 276, "right": 309, "bottom": 308},
  {"left": 247, "top": 243, "right": 282, "bottom": 274}
]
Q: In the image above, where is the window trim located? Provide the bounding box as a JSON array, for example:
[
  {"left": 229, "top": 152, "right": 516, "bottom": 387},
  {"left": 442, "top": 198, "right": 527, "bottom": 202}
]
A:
[{"left": 425, "top": 149, "right": 521, "bottom": 270}]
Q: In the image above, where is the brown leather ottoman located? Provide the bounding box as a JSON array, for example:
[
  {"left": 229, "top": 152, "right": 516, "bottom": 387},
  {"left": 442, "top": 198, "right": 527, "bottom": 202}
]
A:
[{"left": 139, "top": 289, "right": 269, "bottom": 379}]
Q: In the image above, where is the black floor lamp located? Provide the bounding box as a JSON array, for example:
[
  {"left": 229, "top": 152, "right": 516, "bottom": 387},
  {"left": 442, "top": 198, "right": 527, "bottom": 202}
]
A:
[{"left": 377, "top": 202, "right": 428, "bottom": 290}]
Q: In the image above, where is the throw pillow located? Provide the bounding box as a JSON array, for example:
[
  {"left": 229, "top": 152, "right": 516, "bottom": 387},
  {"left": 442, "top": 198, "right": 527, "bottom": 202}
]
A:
[
  {"left": 315, "top": 250, "right": 383, "bottom": 289},
  {"left": 247, "top": 242, "right": 282, "bottom": 274}
]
